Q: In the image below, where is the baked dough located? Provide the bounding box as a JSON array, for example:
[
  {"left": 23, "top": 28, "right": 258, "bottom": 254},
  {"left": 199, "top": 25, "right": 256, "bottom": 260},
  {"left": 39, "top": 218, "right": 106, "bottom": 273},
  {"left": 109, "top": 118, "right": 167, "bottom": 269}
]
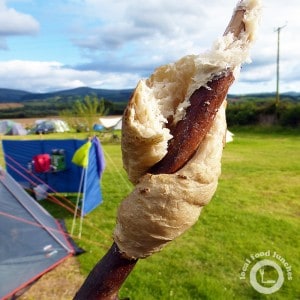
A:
[
  {"left": 114, "top": 0, "right": 261, "bottom": 259},
  {"left": 115, "top": 101, "right": 226, "bottom": 258}
]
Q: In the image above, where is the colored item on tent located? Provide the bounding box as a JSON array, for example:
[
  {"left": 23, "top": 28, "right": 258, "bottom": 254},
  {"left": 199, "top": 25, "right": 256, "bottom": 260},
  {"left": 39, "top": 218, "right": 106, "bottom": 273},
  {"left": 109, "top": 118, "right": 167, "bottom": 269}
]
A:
[
  {"left": 51, "top": 149, "right": 66, "bottom": 171},
  {"left": 0, "top": 167, "right": 76, "bottom": 299},
  {"left": 71, "top": 141, "right": 92, "bottom": 168},
  {"left": 33, "top": 183, "right": 49, "bottom": 201},
  {"left": 33, "top": 154, "right": 51, "bottom": 173},
  {"left": 71, "top": 137, "right": 105, "bottom": 177}
]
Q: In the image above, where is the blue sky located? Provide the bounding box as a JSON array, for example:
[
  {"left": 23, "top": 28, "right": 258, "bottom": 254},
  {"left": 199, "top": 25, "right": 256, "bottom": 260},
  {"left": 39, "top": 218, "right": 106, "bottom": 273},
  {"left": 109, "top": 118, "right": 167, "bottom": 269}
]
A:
[{"left": 0, "top": 0, "right": 299, "bottom": 94}]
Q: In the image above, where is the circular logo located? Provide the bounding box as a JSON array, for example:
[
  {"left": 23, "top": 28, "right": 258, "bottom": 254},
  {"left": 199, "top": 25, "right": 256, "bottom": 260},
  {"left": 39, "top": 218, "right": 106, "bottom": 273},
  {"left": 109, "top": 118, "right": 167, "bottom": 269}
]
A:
[{"left": 250, "top": 259, "right": 284, "bottom": 294}]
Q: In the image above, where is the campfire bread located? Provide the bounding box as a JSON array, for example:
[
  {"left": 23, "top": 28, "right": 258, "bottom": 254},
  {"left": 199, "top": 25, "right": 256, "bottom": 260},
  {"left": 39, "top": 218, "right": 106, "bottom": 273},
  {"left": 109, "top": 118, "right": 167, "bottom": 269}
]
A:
[{"left": 114, "top": 0, "right": 261, "bottom": 259}]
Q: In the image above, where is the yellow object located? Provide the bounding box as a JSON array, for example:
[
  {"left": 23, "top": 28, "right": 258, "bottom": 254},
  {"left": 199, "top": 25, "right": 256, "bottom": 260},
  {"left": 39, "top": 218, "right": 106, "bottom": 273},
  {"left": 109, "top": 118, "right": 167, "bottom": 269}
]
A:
[{"left": 72, "top": 141, "right": 92, "bottom": 168}]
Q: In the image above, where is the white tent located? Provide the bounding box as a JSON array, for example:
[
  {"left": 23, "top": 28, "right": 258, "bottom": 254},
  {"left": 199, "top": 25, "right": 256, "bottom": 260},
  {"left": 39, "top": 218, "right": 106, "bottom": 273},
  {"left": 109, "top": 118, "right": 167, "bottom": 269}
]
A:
[
  {"left": 0, "top": 120, "right": 27, "bottom": 135},
  {"left": 99, "top": 116, "right": 122, "bottom": 130},
  {"left": 226, "top": 130, "right": 234, "bottom": 143},
  {"left": 31, "top": 119, "right": 70, "bottom": 134}
]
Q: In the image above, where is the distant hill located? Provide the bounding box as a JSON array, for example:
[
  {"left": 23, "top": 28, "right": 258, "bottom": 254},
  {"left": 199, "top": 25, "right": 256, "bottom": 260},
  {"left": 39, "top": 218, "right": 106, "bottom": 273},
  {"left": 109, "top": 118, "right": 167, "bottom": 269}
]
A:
[
  {"left": 0, "top": 88, "right": 32, "bottom": 102},
  {"left": 0, "top": 87, "right": 299, "bottom": 104},
  {"left": 0, "top": 87, "right": 299, "bottom": 123},
  {"left": 229, "top": 91, "right": 300, "bottom": 98},
  {"left": 0, "top": 87, "right": 134, "bottom": 103}
]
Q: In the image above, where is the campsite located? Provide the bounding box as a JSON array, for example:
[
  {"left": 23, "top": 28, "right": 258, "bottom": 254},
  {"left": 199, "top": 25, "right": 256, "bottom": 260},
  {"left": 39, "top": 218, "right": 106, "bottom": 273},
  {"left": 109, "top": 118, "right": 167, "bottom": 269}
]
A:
[
  {"left": 1, "top": 0, "right": 300, "bottom": 298},
  {"left": 0, "top": 125, "right": 299, "bottom": 299}
]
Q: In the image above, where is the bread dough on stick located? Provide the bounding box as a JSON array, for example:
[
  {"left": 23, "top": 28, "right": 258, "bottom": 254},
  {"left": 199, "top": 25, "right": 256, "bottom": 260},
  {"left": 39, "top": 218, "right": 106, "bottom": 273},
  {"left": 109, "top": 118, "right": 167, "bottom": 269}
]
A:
[
  {"left": 114, "top": 0, "right": 261, "bottom": 259},
  {"left": 150, "top": 72, "right": 234, "bottom": 174}
]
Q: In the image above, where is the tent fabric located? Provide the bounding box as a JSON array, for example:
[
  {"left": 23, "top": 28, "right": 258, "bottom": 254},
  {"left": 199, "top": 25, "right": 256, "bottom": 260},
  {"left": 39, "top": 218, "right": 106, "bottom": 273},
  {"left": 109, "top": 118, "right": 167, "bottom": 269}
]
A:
[
  {"left": 78, "top": 137, "right": 105, "bottom": 216},
  {"left": 226, "top": 130, "right": 234, "bottom": 143},
  {"left": 0, "top": 167, "right": 74, "bottom": 299},
  {"left": 93, "top": 124, "right": 104, "bottom": 132},
  {"left": 91, "top": 137, "right": 105, "bottom": 177},
  {"left": 98, "top": 116, "right": 122, "bottom": 130},
  {"left": 30, "top": 119, "right": 70, "bottom": 134},
  {"left": 0, "top": 120, "right": 27, "bottom": 136},
  {"left": 2, "top": 139, "right": 86, "bottom": 193},
  {"left": 70, "top": 137, "right": 105, "bottom": 216}
]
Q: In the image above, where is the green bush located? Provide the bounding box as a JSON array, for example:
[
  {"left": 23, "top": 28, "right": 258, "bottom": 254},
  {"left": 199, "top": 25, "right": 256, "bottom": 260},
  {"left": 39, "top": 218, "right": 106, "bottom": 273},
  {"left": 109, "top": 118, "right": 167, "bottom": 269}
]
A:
[
  {"left": 278, "top": 103, "right": 300, "bottom": 127},
  {"left": 227, "top": 100, "right": 300, "bottom": 127},
  {"left": 226, "top": 102, "right": 258, "bottom": 126}
]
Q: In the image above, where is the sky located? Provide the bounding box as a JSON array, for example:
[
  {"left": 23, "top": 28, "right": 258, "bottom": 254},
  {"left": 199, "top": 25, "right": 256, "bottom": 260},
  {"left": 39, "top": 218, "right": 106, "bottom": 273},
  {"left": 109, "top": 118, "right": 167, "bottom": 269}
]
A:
[{"left": 0, "top": 0, "right": 299, "bottom": 94}]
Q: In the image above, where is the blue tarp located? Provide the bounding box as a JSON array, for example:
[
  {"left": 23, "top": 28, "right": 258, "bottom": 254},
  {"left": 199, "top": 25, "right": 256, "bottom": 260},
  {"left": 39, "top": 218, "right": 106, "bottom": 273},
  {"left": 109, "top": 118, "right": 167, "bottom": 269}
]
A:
[
  {"left": 3, "top": 138, "right": 105, "bottom": 215},
  {"left": 2, "top": 139, "right": 86, "bottom": 193}
]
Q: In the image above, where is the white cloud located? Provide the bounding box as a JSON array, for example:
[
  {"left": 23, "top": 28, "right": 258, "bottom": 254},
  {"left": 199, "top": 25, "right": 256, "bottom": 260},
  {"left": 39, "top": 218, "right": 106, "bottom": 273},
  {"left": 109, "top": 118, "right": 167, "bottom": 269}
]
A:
[
  {"left": 71, "top": 0, "right": 218, "bottom": 54},
  {"left": 0, "top": 0, "right": 39, "bottom": 36},
  {"left": 65, "top": 0, "right": 300, "bottom": 93},
  {"left": 0, "top": 0, "right": 300, "bottom": 94},
  {"left": 0, "top": 60, "right": 140, "bottom": 92}
]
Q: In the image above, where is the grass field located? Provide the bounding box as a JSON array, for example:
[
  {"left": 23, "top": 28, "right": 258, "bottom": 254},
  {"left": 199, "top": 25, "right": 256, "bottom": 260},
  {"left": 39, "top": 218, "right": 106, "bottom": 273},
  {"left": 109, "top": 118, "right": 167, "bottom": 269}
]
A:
[{"left": 0, "top": 128, "right": 299, "bottom": 299}]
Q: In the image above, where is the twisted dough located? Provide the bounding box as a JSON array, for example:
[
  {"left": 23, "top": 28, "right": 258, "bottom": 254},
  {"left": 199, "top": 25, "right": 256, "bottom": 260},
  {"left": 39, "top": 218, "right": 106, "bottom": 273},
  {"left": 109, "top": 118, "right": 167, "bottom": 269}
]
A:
[
  {"left": 115, "top": 101, "right": 226, "bottom": 258},
  {"left": 114, "top": 0, "right": 261, "bottom": 259}
]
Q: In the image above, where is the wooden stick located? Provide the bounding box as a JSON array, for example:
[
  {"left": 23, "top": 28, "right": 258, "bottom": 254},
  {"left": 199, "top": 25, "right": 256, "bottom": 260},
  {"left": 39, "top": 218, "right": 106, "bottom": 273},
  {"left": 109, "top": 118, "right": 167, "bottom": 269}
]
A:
[
  {"left": 74, "top": 242, "right": 136, "bottom": 300},
  {"left": 74, "top": 5, "right": 246, "bottom": 300},
  {"left": 150, "top": 72, "right": 234, "bottom": 174}
]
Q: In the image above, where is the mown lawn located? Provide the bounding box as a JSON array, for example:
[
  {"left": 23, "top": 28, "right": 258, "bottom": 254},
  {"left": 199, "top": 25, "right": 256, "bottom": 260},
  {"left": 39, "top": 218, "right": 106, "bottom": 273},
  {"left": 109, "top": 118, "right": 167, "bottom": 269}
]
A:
[{"left": 0, "top": 128, "right": 299, "bottom": 299}]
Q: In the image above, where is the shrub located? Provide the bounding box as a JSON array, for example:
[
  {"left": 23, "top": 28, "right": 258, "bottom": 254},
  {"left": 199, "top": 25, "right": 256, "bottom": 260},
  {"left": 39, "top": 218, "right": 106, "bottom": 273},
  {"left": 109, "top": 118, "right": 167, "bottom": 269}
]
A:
[
  {"left": 226, "top": 102, "right": 258, "bottom": 126},
  {"left": 278, "top": 103, "right": 300, "bottom": 127},
  {"left": 227, "top": 100, "right": 300, "bottom": 127}
]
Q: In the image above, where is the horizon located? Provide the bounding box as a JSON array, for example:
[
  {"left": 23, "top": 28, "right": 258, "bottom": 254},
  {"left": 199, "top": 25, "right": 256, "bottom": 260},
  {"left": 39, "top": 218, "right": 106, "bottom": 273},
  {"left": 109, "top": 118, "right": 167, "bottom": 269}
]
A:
[{"left": 1, "top": 85, "right": 299, "bottom": 97}]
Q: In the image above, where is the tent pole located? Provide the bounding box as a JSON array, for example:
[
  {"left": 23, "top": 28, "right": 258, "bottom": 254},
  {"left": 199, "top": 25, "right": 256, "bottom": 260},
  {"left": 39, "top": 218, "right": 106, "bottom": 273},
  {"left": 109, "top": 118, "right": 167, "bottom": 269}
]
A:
[
  {"left": 78, "top": 201, "right": 84, "bottom": 239},
  {"left": 71, "top": 168, "right": 85, "bottom": 236},
  {"left": 78, "top": 166, "right": 87, "bottom": 239}
]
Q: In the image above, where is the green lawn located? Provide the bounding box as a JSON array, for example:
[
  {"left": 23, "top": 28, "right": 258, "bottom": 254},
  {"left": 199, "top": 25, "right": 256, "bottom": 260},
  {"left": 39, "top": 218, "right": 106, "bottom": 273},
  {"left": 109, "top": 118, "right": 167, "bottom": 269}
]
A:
[{"left": 0, "top": 128, "right": 299, "bottom": 299}]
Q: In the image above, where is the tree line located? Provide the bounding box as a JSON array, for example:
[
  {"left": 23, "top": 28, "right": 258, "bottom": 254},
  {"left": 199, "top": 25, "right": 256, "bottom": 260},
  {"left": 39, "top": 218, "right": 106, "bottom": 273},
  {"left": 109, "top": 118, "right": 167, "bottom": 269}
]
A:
[
  {"left": 226, "top": 100, "right": 300, "bottom": 127},
  {"left": 0, "top": 95, "right": 299, "bottom": 128},
  {"left": 0, "top": 96, "right": 127, "bottom": 119}
]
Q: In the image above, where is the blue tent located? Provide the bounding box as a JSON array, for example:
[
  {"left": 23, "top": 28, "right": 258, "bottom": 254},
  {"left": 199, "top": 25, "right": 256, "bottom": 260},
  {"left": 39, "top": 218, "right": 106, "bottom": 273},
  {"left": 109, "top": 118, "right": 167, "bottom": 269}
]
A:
[{"left": 0, "top": 167, "right": 76, "bottom": 299}]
